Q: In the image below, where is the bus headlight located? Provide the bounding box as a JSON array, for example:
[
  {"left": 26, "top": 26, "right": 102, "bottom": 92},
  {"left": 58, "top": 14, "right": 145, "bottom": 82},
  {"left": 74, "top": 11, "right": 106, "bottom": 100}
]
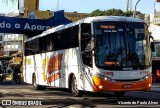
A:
[
  {"left": 94, "top": 74, "right": 112, "bottom": 81},
  {"left": 142, "top": 74, "right": 151, "bottom": 80}
]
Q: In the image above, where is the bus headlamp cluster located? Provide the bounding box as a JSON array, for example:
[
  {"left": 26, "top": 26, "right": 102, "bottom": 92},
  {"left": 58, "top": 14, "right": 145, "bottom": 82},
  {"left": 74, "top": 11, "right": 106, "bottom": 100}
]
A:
[
  {"left": 142, "top": 74, "right": 151, "bottom": 80},
  {"left": 94, "top": 74, "right": 112, "bottom": 81}
]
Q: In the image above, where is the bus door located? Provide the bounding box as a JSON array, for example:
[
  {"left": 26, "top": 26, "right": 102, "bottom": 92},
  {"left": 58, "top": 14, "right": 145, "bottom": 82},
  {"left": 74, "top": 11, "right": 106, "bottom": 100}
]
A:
[{"left": 80, "top": 23, "right": 93, "bottom": 89}]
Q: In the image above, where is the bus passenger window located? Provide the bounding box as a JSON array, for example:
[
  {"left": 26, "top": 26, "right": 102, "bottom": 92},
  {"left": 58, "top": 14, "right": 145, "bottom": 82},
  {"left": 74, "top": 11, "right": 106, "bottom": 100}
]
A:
[
  {"left": 39, "top": 37, "right": 46, "bottom": 53},
  {"left": 46, "top": 35, "right": 53, "bottom": 52}
]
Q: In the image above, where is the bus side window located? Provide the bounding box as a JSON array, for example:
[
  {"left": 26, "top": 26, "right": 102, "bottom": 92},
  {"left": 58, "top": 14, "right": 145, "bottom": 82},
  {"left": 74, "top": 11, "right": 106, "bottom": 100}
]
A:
[
  {"left": 81, "top": 23, "right": 92, "bottom": 67},
  {"left": 69, "top": 26, "right": 79, "bottom": 48},
  {"left": 39, "top": 37, "right": 46, "bottom": 53},
  {"left": 24, "top": 43, "right": 28, "bottom": 56},
  {"left": 25, "top": 40, "right": 39, "bottom": 55},
  {"left": 46, "top": 35, "right": 53, "bottom": 52}
]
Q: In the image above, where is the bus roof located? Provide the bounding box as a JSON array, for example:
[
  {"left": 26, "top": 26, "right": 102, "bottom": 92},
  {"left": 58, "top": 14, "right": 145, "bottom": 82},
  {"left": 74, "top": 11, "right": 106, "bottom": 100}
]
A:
[{"left": 26, "top": 16, "right": 144, "bottom": 42}]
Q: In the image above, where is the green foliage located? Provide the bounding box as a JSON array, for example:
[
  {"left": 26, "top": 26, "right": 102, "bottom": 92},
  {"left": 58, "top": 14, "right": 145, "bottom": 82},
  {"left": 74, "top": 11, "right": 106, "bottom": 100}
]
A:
[
  {"left": 89, "top": 9, "right": 105, "bottom": 17},
  {"left": 89, "top": 8, "right": 143, "bottom": 17},
  {"left": 125, "top": 11, "right": 133, "bottom": 17},
  {"left": 104, "top": 9, "right": 124, "bottom": 16},
  {"left": 135, "top": 11, "right": 142, "bottom": 15}
]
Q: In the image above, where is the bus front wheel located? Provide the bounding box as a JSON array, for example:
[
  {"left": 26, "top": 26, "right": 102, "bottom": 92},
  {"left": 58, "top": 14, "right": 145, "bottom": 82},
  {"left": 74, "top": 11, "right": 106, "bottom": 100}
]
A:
[
  {"left": 71, "top": 75, "right": 82, "bottom": 97},
  {"left": 114, "top": 91, "right": 126, "bottom": 98}
]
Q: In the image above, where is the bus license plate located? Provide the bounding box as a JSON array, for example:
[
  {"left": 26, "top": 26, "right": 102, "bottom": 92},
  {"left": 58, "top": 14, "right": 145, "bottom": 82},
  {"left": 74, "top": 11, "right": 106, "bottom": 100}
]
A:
[{"left": 123, "top": 84, "right": 132, "bottom": 89}]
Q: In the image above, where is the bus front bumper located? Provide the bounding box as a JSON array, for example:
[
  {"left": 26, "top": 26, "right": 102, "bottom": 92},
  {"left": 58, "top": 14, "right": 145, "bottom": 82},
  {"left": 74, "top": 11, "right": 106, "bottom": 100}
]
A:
[{"left": 93, "top": 76, "right": 152, "bottom": 92}]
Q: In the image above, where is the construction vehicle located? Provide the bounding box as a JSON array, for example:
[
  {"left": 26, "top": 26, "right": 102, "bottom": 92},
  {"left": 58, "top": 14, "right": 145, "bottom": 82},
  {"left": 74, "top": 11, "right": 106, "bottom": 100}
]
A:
[{"left": 6, "top": 52, "right": 22, "bottom": 81}]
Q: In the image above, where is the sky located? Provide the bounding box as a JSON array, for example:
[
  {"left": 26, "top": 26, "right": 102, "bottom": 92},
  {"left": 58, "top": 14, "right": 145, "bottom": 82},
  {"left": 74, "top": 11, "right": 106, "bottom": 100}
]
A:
[{"left": 0, "top": 0, "right": 160, "bottom": 14}]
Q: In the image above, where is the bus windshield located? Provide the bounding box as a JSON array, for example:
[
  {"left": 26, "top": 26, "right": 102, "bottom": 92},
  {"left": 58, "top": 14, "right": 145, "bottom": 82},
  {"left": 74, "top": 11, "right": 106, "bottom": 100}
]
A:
[{"left": 94, "top": 22, "right": 151, "bottom": 70}]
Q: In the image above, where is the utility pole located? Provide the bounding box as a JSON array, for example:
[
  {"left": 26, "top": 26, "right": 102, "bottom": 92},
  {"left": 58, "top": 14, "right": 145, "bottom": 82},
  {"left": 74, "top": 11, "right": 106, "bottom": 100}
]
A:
[
  {"left": 126, "top": 0, "right": 132, "bottom": 12},
  {"left": 154, "top": 2, "right": 156, "bottom": 14},
  {"left": 57, "top": 0, "right": 59, "bottom": 11},
  {"left": 133, "top": 0, "right": 141, "bottom": 18}
]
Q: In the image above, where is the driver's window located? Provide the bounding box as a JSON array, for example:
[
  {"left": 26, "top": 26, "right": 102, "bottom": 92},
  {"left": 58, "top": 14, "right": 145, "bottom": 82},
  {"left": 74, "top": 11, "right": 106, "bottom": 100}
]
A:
[{"left": 81, "top": 23, "right": 92, "bottom": 67}]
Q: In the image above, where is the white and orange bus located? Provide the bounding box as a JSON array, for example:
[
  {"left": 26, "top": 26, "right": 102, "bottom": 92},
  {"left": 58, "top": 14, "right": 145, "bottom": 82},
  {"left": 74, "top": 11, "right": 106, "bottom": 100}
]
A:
[{"left": 23, "top": 16, "right": 154, "bottom": 97}]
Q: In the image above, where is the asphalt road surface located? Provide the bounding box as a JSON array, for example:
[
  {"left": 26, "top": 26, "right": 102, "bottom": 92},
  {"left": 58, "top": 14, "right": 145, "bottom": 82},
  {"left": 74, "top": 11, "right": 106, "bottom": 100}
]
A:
[{"left": 0, "top": 80, "right": 160, "bottom": 108}]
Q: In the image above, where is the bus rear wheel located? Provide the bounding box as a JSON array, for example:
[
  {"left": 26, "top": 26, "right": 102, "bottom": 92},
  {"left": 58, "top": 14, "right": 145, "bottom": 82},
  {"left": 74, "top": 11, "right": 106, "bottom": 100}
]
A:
[
  {"left": 71, "top": 75, "right": 82, "bottom": 97},
  {"left": 114, "top": 91, "right": 126, "bottom": 98},
  {"left": 33, "top": 75, "right": 46, "bottom": 90}
]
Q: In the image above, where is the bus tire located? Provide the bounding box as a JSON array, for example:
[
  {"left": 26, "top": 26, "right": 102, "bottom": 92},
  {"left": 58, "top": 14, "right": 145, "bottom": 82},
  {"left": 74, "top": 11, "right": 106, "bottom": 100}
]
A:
[
  {"left": 114, "top": 91, "right": 126, "bottom": 98},
  {"left": 71, "top": 75, "right": 82, "bottom": 97},
  {"left": 41, "top": 86, "right": 46, "bottom": 90},
  {"left": 33, "top": 75, "right": 41, "bottom": 90}
]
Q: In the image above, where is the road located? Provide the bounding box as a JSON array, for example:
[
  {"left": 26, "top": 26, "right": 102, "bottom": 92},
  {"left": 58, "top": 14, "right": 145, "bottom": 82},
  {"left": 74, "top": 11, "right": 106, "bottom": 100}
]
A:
[{"left": 0, "top": 80, "right": 160, "bottom": 108}]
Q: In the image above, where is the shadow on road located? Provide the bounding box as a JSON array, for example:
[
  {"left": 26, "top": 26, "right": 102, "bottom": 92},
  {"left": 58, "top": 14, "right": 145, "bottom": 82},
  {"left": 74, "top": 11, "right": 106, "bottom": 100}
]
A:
[
  {"left": 0, "top": 80, "right": 27, "bottom": 85},
  {"left": 1, "top": 80, "right": 160, "bottom": 108}
]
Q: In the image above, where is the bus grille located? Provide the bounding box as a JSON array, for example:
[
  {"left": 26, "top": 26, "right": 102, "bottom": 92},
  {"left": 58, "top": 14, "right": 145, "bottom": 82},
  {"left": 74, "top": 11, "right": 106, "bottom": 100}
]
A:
[{"left": 114, "top": 79, "right": 140, "bottom": 82}]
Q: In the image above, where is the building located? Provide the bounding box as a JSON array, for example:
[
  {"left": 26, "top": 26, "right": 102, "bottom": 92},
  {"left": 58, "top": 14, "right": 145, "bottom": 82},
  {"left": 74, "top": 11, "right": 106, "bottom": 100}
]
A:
[
  {"left": 146, "top": 11, "right": 160, "bottom": 82},
  {"left": 23, "top": 0, "right": 88, "bottom": 21},
  {"left": 1, "top": 0, "right": 89, "bottom": 56},
  {"left": 148, "top": 0, "right": 160, "bottom": 41},
  {"left": 3, "top": 33, "right": 23, "bottom": 56},
  {"left": 23, "top": 0, "right": 53, "bottom": 19},
  {"left": 3, "top": 11, "right": 23, "bottom": 56},
  {"left": 0, "top": 33, "right": 3, "bottom": 46},
  {"left": 0, "top": 33, "right": 4, "bottom": 56},
  {"left": 0, "top": 14, "right": 6, "bottom": 56},
  {"left": 145, "top": 12, "right": 160, "bottom": 58},
  {"left": 148, "top": 12, "right": 160, "bottom": 41},
  {"left": 64, "top": 12, "right": 88, "bottom": 21},
  {"left": 2, "top": 0, "right": 52, "bottom": 56}
]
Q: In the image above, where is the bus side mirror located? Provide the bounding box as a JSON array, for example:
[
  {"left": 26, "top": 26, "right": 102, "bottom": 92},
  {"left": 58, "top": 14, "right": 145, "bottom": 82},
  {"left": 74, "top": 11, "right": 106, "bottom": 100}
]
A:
[
  {"left": 150, "top": 36, "right": 155, "bottom": 52},
  {"left": 151, "top": 42, "right": 155, "bottom": 52}
]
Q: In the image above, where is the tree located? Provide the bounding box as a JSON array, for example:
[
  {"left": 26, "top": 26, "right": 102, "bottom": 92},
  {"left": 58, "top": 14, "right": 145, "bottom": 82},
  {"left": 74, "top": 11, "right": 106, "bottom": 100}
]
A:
[
  {"left": 90, "top": 9, "right": 125, "bottom": 17},
  {"left": 89, "top": 8, "right": 143, "bottom": 19},
  {"left": 104, "top": 9, "right": 124, "bottom": 16},
  {"left": 125, "top": 11, "right": 133, "bottom": 17},
  {"left": 89, "top": 9, "right": 105, "bottom": 17}
]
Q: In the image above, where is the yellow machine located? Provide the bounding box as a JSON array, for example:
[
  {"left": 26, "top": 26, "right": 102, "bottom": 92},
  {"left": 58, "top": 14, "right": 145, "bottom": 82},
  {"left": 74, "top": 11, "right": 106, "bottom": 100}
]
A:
[
  {"left": 12, "top": 52, "right": 23, "bottom": 64},
  {"left": 6, "top": 52, "right": 23, "bottom": 80}
]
